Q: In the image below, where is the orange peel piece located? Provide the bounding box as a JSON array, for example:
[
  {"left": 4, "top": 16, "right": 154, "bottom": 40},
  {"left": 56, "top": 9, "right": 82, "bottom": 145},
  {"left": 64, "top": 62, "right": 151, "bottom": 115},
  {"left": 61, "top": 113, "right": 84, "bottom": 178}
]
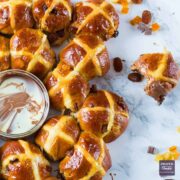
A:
[
  {"left": 130, "top": 16, "right": 142, "bottom": 26},
  {"left": 151, "top": 23, "right": 160, "bottom": 32}
]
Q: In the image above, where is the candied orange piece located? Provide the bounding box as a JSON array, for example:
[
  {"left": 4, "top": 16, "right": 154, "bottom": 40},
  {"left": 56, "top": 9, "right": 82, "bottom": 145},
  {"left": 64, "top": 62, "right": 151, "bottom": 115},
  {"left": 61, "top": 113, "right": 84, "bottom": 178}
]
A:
[
  {"left": 169, "top": 146, "right": 177, "bottom": 152},
  {"left": 121, "top": 5, "right": 129, "bottom": 14},
  {"left": 130, "top": 16, "right": 142, "bottom": 26},
  {"left": 151, "top": 23, "right": 160, "bottom": 31}
]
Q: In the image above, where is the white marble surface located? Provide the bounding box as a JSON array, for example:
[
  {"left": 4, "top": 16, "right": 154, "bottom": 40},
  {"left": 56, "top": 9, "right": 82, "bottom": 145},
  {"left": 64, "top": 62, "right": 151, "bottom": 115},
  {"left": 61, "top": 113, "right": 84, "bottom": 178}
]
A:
[
  {"left": 1, "top": 0, "right": 180, "bottom": 180},
  {"left": 101, "top": 0, "right": 180, "bottom": 179}
]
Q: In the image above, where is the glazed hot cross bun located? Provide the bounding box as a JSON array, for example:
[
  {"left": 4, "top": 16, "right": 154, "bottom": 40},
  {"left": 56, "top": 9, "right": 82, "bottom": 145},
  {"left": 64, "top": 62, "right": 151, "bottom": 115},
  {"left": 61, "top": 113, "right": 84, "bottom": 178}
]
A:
[
  {"left": 77, "top": 90, "right": 129, "bottom": 143},
  {"left": 10, "top": 28, "right": 55, "bottom": 79},
  {"left": 0, "top": 36, "right": 10, "bottom": 71},
  {"left": 131, "top": 52, "right": 180, "bottom": 103},
  {"left": 0, "top": 140, "right": 52, "bottom": 180},
  {"left": 44, "top": 34, "right": 110, "bottom": 111},
  {"left": 32, "top": 0, "right": 72, "bottom": 45},
  {"left": 35, "top": 115, "right": 80, "bottom": 161},
  {"left": 59, "top": 132, "right": 112, "bottom": 180},
  {"left": 71, "top": 0, "right": 119, "bottom": 40},
  {"left": 0, "top": 0, "right": 34, "bottom": 35}
]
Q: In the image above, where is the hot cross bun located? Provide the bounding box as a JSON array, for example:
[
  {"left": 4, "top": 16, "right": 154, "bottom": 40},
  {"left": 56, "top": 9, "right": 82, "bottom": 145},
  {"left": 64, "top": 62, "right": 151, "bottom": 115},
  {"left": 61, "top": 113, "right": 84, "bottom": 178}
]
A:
[
  {"left": 59, "top": 132, "right": 112, "bottom": 180},
  {"left": 32, "top": 0, "right": 72, "bottom": 45},
  {"left": 0, "top": 36, "right": 10, "bottom": 71},
  {"left": 77, "top": 90, "right": 129, "bottom": 143},
  {"left": 131, "top": 52, "right": 180, "bottom": 103},
  {"left": 0, "top": 140, "right": 52, "bottom": 180},
  {"left": 71, "top": 0, "right": 119, "bottom": 40},
  {"left": 10, "top": 28, "right": 55, "bottom": 79},
  {"left": 35, "top": 115, "right": 80, "bottom": 161},
  {"left": 0, "top": 0, "right": 34, "bottom": 35},
  {"left": 44, "top": 34, "right": 110, "bottom": 111}
]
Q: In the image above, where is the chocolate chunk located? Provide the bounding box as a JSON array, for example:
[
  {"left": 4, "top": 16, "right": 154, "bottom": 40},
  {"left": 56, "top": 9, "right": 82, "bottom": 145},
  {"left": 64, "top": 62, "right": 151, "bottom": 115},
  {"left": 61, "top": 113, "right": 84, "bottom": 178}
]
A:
[
  {"left": 113, "top": 57, "right": 123, "bottom": 72},
  {"left": 47, "top": 30, "right": 65, "bottom": 44},
  {"left": 63, "top": 109, "right": 71, "bottom": 115},
  {"left": 147, "top": 146, "right": 158, "bottom": 154},
  {"left": 50, "top": 8, "right": 58, "bottom": 15},
  {"left": 113, "top": 31, "right": 119, "bottom": 38},
  {"left": 90, "top": 84, "right": 97, "bottom": 93},
  {"left": 132, "top": 0, "right": 143, "bottom": 4},
  {"left": 74, "top": 103, "right": 79, "bottom": 111},
  {"left": 101, "top": 124, "right": 108, "bottom": 133},
  {"left": 142, "top": 10, "right": 152, "bottom": 24},
  {"left": 128, "top": 72, "right": 143, "bottom": 82},
  {"left": 42, "top": 4, "right": 48, "bottom": 12},
  {"left": 69, "top": 26, "right": 78, "bottom": 34},
  {"left": 65, "top": 148, "right": 74, "bottom": 157}
]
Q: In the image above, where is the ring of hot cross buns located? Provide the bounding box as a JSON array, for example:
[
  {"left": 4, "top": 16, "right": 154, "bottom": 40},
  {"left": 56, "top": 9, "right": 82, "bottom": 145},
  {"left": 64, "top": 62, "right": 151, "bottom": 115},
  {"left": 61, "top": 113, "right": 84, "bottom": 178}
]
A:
[
  {"left": 0, "top": 36, "right": 10, "bottom": 71},
  {"left": 0, "top": 0, "right": 34, "bottom": 35},
  {"left": 32, "top": 0, "right": 72, "bottom": 45},
  {"left": 77, "top": 90, "right": 129, "bottom": 143},
  {"left": 59, "top": 132, "right": 112, "bottom": 180},
  {"left": 35, "top": 115, "right": 80, "bottom": 161},
  {"left": 131, "top": 52, "right": 180, "bottom": 104},
  {"left": 44, "top": 34, "right": 110, "bottom": 111},
  {"left": 0, "top": 140, "right": 52, "bottom": 180},
  {"left": 71, "top": 0, "right": 119, "bottom": 40},
  {"left": 10, "top": 28, "right": 55, "bottom": 79}
]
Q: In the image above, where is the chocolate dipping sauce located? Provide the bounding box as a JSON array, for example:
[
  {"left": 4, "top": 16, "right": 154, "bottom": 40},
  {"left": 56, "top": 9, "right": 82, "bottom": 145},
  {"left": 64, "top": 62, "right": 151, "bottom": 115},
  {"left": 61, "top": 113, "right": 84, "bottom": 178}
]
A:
[{"left": 0, "top": 70, "right": 49, "bottom": 138}]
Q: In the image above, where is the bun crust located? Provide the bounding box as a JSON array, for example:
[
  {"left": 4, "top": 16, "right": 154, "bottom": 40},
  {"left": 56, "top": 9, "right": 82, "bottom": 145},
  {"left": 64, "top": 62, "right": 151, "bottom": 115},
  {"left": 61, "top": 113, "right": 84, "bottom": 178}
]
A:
[
  {"left": 59, "top": 132, "right": 112, "bottom": 180},
  {"left": 35, "top": 115, "right": 80, "bottom": 161},
  {"left": 0, "top": 0, "right": 34, "bottom": 34},
  {"left": 71, "top": 0, "right": 119, "bottom": 40},
  {"left": 0, "top": 140, "right": 51, "bottom": 180},
  {"left": 10, "top": 28, "right": 55, "bottom": 79},
  {"left": 77, "top": 90, "right": 129, "bottom": 143}
]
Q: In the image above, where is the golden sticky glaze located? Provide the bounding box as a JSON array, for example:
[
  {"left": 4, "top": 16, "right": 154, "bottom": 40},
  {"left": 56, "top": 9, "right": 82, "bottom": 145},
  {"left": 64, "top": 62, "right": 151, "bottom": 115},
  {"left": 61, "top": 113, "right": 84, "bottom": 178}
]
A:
[
  {"left": 59, "top": 132, "right": 112, "bottom": 180},
  {"left": 32, "top": 0, "right": 72, "bottom": 45},
  {"left": 71, "top": 0, "right": 119, "bottom": 40},
  {"left": 10, "top": 28, "right": 55, "bottom": 79},
  {"left": 0, "top": 36, "right": 10, "bottom": 71},
  {"left": 44, "top": 34, "right": 110, "bottom": 111},
  {"left": 35, "top": 115, "right": 80, "bottom": 161},
  {"left": 77, "top": 90, "right": 129, "bottom": 143},
  {"left": 131, "top": 52, "right": 180, "bottom": 103},
  {"left": 0, "top": 0, "right": 34, "bottom": 34},
  {"left": 0, "top": 140, "right": 51, "bottom": 180}
]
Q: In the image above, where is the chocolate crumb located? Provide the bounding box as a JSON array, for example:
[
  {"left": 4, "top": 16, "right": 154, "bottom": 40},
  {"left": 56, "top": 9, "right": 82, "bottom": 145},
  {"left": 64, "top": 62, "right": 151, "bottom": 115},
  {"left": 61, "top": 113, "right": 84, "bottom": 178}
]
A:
[
  {"left": 128, "top": 72, "right": 144, "bottom": 82},
  {"left": 144, "top": 28, "right": 152, "bottom": 35},
  {"left": 113, "top": 57, "right": 123, "bottom": 72},
  {"left": 90, "top": 84, "right": 97, "bottom": 93},
  {"left": 147, "top": 146, "right": 158, "bottom": 154},
  {"left": 113, "top": 31, "right": 119, "bottom": 38},
  {"left": 137, "top": 22, "right": 148, "bottom": 33}
]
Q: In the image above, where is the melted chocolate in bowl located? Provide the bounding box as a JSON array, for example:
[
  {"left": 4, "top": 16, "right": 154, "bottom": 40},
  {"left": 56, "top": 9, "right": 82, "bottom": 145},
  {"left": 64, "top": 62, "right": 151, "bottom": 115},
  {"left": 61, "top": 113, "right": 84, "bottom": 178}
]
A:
[{"left": 0, "top": 70, "right": 49, "bottom": 138}]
